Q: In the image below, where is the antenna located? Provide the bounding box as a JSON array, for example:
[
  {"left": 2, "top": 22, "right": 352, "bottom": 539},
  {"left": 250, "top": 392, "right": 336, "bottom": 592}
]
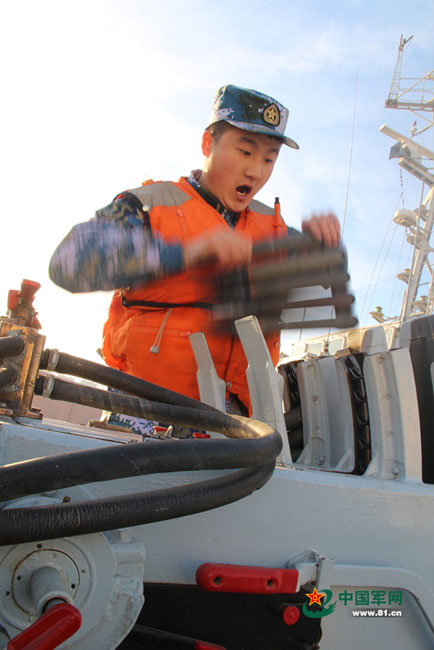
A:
[{"left": 385, "top": 34, "right": 434, "bottom": 136}]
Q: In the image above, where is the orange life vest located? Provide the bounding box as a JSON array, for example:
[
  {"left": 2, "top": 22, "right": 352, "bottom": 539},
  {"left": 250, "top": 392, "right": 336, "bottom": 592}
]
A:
[{"left": 102, "top": 176, "right": 287, "bottom": 410}]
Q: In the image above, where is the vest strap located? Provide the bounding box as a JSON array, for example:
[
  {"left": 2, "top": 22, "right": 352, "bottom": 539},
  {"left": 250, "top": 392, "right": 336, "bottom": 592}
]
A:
[{"left": 121, "top": 292, "right": 213, "bottom": 310}]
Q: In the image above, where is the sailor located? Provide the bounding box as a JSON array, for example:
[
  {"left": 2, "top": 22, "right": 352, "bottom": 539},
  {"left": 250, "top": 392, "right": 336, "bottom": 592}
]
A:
[{"left": 50, "top": 84, "right": 340, "bottom": 433}]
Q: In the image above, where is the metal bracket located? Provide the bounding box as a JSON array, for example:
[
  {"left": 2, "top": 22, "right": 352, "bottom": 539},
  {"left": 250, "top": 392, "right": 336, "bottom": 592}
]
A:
[
  {"left": 189, "top": 332, "right": 226, "bottom": 439},
  {"left": 287, "top": 549, "right": 434, "bottom": 630},
  {"left": 234, "top": 316, "right": 292, "bottom": 465},
  {"left": 189, "top": 333, "right": 226, "bottom": 412}
]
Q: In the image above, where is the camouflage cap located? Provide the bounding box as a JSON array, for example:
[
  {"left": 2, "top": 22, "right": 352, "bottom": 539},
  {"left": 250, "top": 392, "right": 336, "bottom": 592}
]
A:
[{"left": 207, "top": 84, "right": 299, "bottom": 150}]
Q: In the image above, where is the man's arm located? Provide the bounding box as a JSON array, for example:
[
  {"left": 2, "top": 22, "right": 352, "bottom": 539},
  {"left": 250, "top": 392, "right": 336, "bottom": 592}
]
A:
[
  {"left": 49, "top": 192, "right": 340, "bottom": 294},
  {"left": 49, "top": 196, "right": 253, "bottom": 293},
  {"left": 49, "top": 194, "right": 185, "bottom": 293},
  {"left": 49, "top": 218, "right": 185, "bottom": 293}
]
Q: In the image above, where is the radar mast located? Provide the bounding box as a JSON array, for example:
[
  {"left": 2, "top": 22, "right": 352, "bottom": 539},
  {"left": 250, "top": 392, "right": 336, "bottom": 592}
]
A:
[{"left": 379, "top": 35, "right": 434, "bottom": 323}]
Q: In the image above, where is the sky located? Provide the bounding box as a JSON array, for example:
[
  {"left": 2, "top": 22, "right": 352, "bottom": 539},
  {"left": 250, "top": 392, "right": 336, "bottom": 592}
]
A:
[{"left": 1, "top": 0, "right": 433, "bottom": 362}]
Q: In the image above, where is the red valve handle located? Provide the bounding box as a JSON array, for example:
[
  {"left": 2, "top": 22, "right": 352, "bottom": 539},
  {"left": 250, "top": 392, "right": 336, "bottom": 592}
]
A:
[
  {"left": 19, "top": 279, "right": 41, "bottom": 303},
  {"left": 7, "top": 290, "right": 20, "bottom": 312},
  {"left": 7, "top": 603, "right": 82, "bottom": 650}
]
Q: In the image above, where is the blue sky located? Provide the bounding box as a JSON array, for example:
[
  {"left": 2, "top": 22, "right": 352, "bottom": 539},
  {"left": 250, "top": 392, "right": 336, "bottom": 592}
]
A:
[{"left": 1, "top": 0, "right": 433, "bottom": 361}]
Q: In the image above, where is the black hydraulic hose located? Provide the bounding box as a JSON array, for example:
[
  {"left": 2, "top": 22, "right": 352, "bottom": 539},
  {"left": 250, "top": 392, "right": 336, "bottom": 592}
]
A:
[
  {"left": 252, "top": 233, "right": 317, "bottom": 256},
  {"left": 0, "top": 461, "right": 275, "bottom": 545},
  {"left": 283, "top": 294, "right": 355, "bottom": 310},
  {"left": 250, "top": 249, "right": 346, "bottom": 284},
  {"left": 260, "top": 315, "right": 358, "bottom": 332},
  {"left": 215, "top": 314, "right": 358, "bottom": 335},
  {"left": 239, "top": 271, "right": 351, "bottom": 301},
  {"left": 214, "top": 294, "right": 354, "bottom": 319},
  {"left": 39, "top": 350, "right": 216, "bottom": 411},
  {"left": 0, "top": 374, "right": 282, "bottom": 544},
  {"left": 219, "top": 249, "right": 346, "bottom": 291},
  {"left": 0, "top": 336, "right": 25, "bottom": 358},
  {"left": 213, "top": 295, "right": 355, "bottom": 326},
  {"left": 3, "top": 376, "right": 281, "bottom": 501},
  {"left": 0, "top": 367, "right": 18, "bottom": 390},
  {"left": 35, "top": 375, "right": 270, "bottom": 439}
]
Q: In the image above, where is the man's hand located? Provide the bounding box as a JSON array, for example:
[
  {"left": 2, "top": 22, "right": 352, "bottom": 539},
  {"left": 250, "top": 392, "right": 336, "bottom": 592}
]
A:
[
  {"left": 184, "top": 228, "right": 252, "bottom": 270},
  {"left": 301, "top": 212, "right": 341, "bottom": 248}
]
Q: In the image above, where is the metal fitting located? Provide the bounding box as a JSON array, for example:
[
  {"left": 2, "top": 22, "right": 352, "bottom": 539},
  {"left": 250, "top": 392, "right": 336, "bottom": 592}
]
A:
[
  {"left": 41, "top": 375, "right": 54, "bottom": 398},
  {"left": 30, "top": 566, "right": 73, "bottom": 617},
  {"left": 46, "top": 349, "right": 60, "bottom": 372}
]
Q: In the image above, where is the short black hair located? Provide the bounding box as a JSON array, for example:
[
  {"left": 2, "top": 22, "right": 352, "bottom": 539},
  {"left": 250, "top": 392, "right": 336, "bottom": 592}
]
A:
[{"left": 206, "top": 120, "right": 234, "bottom": 142}]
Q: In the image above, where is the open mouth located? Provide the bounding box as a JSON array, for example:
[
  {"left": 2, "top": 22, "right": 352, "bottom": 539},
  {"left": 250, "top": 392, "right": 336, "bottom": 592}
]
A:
[{"left": 235, "top": 185, "right": 252, "bottom": 198}]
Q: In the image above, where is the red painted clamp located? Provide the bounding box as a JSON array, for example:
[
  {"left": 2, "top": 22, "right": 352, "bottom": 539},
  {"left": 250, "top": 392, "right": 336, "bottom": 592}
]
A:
[
  {"left": 196, "top": 563, "right": 299, "bottom": 594},
  {"left": 7, "top": 603, "right": 82, "bottom": 650}
]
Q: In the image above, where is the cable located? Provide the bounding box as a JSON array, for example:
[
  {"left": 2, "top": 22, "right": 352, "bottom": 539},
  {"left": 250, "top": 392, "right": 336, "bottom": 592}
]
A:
[
  {"left": 3, "top": 376, "right": 280, "bottom": 500},
  {"left": 388, "top": 228, "right": 406, "bottom": 317},
  {"left": 39, "top": 350, "right": 216, "bottom": 411},
  {"left": 359, "top": 194, "right": 402, "bottom": 323},
  {"left": 342, "top": 75, "right": 358, "bottom": 237},
  {"left": 0, "top": 463, "right": 275, "bottom": 546},
  {"left": 0, "top": 372, "right": 282, "bottom": 545}
]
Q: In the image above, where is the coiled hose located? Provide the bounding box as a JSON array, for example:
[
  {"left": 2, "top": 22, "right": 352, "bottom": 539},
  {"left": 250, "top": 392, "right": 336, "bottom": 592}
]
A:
[
  {"left": 39, "top": 349, "right": 215, "bottom": 410},
  {"left": 0, "top": 354, "right": 282, "bottom": 545}
]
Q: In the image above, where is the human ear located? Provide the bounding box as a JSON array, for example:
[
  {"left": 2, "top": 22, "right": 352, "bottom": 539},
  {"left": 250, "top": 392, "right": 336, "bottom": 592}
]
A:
[{"left": 201, "top": 131, "right": 213, "bottom": 157}]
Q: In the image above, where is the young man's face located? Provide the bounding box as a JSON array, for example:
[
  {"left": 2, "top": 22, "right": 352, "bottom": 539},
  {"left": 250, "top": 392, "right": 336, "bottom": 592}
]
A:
[{"left": 200, "top": 126, "right": 281, "bottom": 212}]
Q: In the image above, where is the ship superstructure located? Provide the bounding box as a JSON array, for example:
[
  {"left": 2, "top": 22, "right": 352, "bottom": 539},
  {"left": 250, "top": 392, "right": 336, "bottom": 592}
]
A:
[{"left": 0, "top": 37, "right": 433, "bottom": 650}]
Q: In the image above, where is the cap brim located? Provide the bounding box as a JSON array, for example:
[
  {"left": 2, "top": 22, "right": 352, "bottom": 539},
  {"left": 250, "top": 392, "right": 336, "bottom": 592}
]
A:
[{"left": 224, "top": 119, "right": 299, "bottom": 150}]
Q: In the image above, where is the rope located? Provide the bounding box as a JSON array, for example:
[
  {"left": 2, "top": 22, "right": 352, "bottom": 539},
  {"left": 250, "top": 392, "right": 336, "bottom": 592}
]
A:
[
  {"left": 324, "top": 75, "right": 358, "bottom": 343},
  {"left": 342, "top": 75, "right": 358, "bottom": 237},
  {"left": 359, "top": 193, "right": 402, "bottom": 323},
  {"left": 388, "top": 228, "right": 407, "bottom": 317}
]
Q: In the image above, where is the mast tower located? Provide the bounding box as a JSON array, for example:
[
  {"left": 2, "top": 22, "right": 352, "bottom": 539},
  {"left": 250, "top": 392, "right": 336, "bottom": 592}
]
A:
[{"left": 380, "top": 35, "right": 434, "bottom": 323}]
